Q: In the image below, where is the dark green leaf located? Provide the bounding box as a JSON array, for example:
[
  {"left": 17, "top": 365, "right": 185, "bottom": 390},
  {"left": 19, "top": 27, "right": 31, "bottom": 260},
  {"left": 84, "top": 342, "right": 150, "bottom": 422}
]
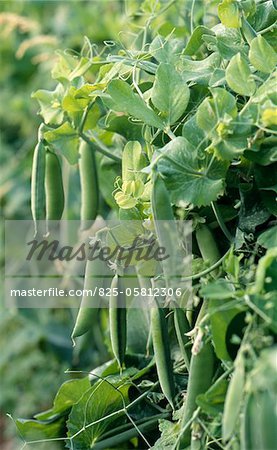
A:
[
  {"left": 157, "top": 137, "right": 228, "bottom": 207},
  {"left": 107, "top": 80, "right": 164, "bottom": 129},
  {"left": 258, "top": 226, "right": 277, "bottom": 249},
  {"left": 178, "top": 53, "right": 221, "bottom": 85},
  {"left": 66, "top": 380, "right": 130, "bottom": 450},
  {"left": 152, "top": 63, "right": 190, "bottom": 125}
]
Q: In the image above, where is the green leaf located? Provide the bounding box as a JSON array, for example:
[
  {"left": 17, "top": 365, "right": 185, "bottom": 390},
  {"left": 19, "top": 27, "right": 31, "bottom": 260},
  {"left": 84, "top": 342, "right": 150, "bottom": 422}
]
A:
[
  {"left": 32, "top": 84, "right": 64, "bottom": 125},
  {"left": 16, "top": 417, "right": 65, "bottom": 441},
  {"left": 218, "top": 0, "right": 241, "bottom": 28},
  {"left": 249, "top": 35, "right": 277, "bottom": 74},
  {"left": 107, "top": 80, "right": 164, "bottom": 129},
  {"left": 197, "top": 88, "right": 237, "bottom": 139},
  {"left": 178, "top": 53, "right": 221, "bottom": 85},
  {"left": 66, "top": 380, "right": 130, "bottom": 449},
  {"left": 151, "top": 63, "right": 190, "bottom": 125},
  {"left": 226, "top": 53, "right": 256, "bottom": 96},
  {"left": 212, "top": 25, "right": 247, "bottom": 60},
  {"left": 200, "top": 279, "right": 236, "bottom": 300},
  {"left": 149, "top": 35, "right": 181, "bottom": 65},
  {"left": 197, "top": 378, "right": 228, "bottom": 416},
  {"left": 44, "top": 122, "right": 79, "bottom": 165},
  {"left": 207, "top": 296, "right": 243, "bottom": 361},
  {"left": 182, "top": 115, "right": 205, "bottom": 150},
  {"left": 183, "top": 25, "right": 214, "bottom": 56},
  {"left": 157, "top": 137, "right": 228, "bottom": 207},
  {"left": 52, "top": 50, "right": 92, "bottom": 84},
  {"left": 258, "top": 226, "right": 277, "bottom": 249},
  {"left": 255, "top": 163, "right": 277, "bottom": 215}
]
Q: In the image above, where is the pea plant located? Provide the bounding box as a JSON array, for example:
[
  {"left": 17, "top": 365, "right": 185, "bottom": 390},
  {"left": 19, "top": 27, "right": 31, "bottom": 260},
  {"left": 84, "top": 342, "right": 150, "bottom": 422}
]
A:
[{"left": 15, "top": 1, "right": 277, "bottom": 449}]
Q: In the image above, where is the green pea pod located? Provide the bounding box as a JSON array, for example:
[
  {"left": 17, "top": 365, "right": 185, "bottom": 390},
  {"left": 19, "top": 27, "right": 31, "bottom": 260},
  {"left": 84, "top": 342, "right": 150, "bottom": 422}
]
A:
[
  {"left": 71, "top": 255, "right": 109, "bottom": 340},
  {"left": 151, "top": 171, "right": 184, "bottom": 290},
  {"left": 174, "top": 308, "right": 191, "bottom": 370},
  {"left": 179, "top": 341, "right": 214, "bottom": 448},
  {"left": 223, "top": 353, "right": 245, "bottom": 442},
  {"left": 196, "top": 224, "right": 221, "bottom": 277},
  {"left": 109, "top": 274, "right": 127, "bottom": 369},
  {"left": 45, "top": 150, "right": 64, "bottom": 221},
  {"left": 151, "top": 300, "right": 175, "bottom": 409},
  {"left": 79, "top": 140, "right": 99, "bottom": 230},
  {"left": 241, "top": 347, "right": 277, "bottom": 450},
  {"left": 31, "top": 134, "right": 46, "bottom": 236}
]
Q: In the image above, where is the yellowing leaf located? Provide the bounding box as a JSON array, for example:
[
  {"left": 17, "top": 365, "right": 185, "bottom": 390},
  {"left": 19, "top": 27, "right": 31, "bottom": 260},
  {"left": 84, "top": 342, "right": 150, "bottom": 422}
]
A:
[{"left": 218, "top": 0, "right": 241, "bottom": 28}]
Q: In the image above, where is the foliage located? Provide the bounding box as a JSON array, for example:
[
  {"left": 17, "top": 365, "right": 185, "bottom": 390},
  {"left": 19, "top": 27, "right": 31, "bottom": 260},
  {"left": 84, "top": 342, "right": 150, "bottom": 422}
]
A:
[{"left": 5, "top": 0, "right": 277, "bottom": 449}]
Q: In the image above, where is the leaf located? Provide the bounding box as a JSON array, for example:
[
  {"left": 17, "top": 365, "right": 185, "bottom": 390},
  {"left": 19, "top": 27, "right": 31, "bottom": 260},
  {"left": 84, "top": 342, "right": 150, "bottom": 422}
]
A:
[
  {"left": 178, "top": 53, "right": 221, "bottom": 85},
  {"left": 254, "top": 163, "right": 277, "bottom": 215},
  {"left": 32, "top": 84, "right": 64, "bottom": 125},
  {"left": 107, "top": 80, "right": 164, "bottom": 129},
  {"left": 249, "top": 35, "right": 277, "bottom": 74},
  {"left": 212, "top": 25, "right": 247, "bottom": 60},
  {"left": 196, "top": 88, "right": 237, "bottom": 139},
  {"left": 151, "top": 63, "right": 190, "bottom": 125},
  {"left": 218, "top": 0, "right": 241, "bottom": 28},
  {"left": 149, "top": 35, "right": 181, "bottom": 65},
  {"left": 258, "top": 226, "right": 277, "bottom": 249},
  {"left": 183, "top": 25, "right": 214, "bottom": 56},
  {"left": 16, "top": 417, "right": 65, "bottom": 441},
  {"left": 44, "top": 122, "right": 79, "bottom": 165},
  {"left": 208, "top": 298, "right": 243, "bottom": 361},
  {"left": 226, "top": 53, "right": 256, "bottom": 96},
  {"left": 66, "top": 380, "right": 130, "bottom": 449},
  {"left": 238, "top": 184, "right": 271, "bottom": 233},
  {"left": 182, "top": 115, "right": 205, "bottom": 150},
  {"left": 52, "top": 51, "right": 92, "bottom": 84},
  {"left": 122, "top": 141, "right": 148, "bottom": 183},
  {"left": 157, "top": 137, "right": 228, "bottom": 207},
  {"left": 200, "top": 279, "right": 236, "bottom": 300},
  {"left": 197, "top": 378, "right": 228, "bottom": 416}
]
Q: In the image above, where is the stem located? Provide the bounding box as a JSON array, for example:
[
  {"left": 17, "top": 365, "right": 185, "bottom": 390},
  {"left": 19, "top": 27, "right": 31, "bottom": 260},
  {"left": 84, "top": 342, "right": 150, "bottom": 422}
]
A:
[
  {"left": 80, "top": 132, "right": 122, "bottom": 163},
  {"left": 259, "top": 22, "right": 277, "bottom": 35},
  {"left": 165, "top": 128, "right": 177, "bottom": 140},
  {"left": 182, "top": 250, "right": 230, "bottom": 281},
  {"left": 190, "top": 0, "right": 196, "bottom": 34},
  {"left": 211, "top": 202, "right": 234, "bottom": 242}
]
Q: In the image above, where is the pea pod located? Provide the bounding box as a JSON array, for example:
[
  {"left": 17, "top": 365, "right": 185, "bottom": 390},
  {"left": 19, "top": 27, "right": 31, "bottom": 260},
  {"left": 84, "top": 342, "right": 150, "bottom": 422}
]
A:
[
  {"left": 71, "top": 250, "right": 110, "bottom": 340},
  {"left": 223, "top": 353, "right": 245, "bottom": 442},
  {"left": 31, "top": 127, "right": 46, "bottom": 236},
  {"left": 151, "top": 171, "right": 184, "bottom": 290},
  {"left": 109, "top": 274, "right": 127, "bottom": 369},
  {"left": 196, "top": 224, "right": 221, "bottom": 278},
  {"left": 45, "top": 150, "right": 64, "bottom": 221},
  {"left": 241, "top": 347, "right": 277, "bottom": 450},
  {"left": 151, "top": 300, "right": 175, "bottom": 409},
  {"left": 79, "top": 140, "right": 99, "bottom": 230},
  {"left": 178, "top": 341, "right": 215, "bottom": 448},
  {"left": 174, "top": 307, "right": 191, "bottom": 370}
]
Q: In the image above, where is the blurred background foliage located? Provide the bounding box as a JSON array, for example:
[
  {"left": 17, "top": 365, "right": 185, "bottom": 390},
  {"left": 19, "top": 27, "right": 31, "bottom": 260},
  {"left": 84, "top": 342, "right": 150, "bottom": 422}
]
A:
[{"left": 0, "top": 0, "right": 219, "bottom": 447}]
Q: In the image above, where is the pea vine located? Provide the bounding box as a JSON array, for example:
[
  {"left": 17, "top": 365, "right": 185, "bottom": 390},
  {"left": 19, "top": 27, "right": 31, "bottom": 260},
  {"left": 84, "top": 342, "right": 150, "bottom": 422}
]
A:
[{"left": 15, "top": 1, "right": 277, "bottom": 450}]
